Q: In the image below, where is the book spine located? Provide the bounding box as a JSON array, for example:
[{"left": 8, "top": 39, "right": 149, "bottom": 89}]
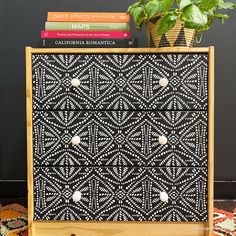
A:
[
  {"left": 47, "top": 12, "right": 130, "bottom": 23},
  {"left": 41, "top": 30, "right": 130, "bottom": 39},
  {"left": 37, "top": 38, "right": 138, "bottom": 48},
  {"left": 45, "top": 22, "right": 130, "bottom": 31}
]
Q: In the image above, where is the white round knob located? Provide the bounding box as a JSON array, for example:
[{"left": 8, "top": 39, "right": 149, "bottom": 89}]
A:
[
  {"left": 158, "top": 135, "right": 168, "bottom": 145},
  {"left": 72, "top": 191, "right": 82, "bottom": 203},
  {"left": 160, "top": 191, "right": 169, "bottom": 203},
  {"left": 71, "top": 136, "right": 81, "bottom": 146},
  {"left": 71, "top": 78, "right": 81, "bottom": 87},
  {"left": 159, "top": 78, "right": 169, "bottom": 87}
]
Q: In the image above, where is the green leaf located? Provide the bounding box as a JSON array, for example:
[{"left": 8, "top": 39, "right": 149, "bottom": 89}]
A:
[
  {"left": 200, "top": 16, "right": 213, "bottom": 31},
  {"left": 208, "top": 8, "right": 215, "bottom": 15},
  {"left": 181, "top": 4, "right": 208, "bottom": 30},
  {"left": 179, "top": 0, "right": 193, "bottom": 10},
  {"left": 217, "top": 1, "right": 236, "bottom": 9},
  {"left": 213, "top": 13, "right": 229, "bottom": 23},
  {"left": 127, "top": 2, "right": 140, "bottom": 14},
  {"left": 156, "top": 13, "right": 178, "bottom": 35},
  {"left": 192, "top": 0, "right": 202, "bottom": 3},
  {"left": 214, "top": 13, "right": 229, "bottom": 18},
  {"left": 161, "top": 0, "right": 174, "bottom": 11},
  {"left": 146, "top": 0, "right": 162, "bottom": 19},
  {"left": 132, "top": 6, "right": 147, "bottom": 30},
  {"left": 199, "top": 0, "right": 219, "bottom": 11},
  {"left": 203, "top": 13, "right": 229, "bottom": 30}
]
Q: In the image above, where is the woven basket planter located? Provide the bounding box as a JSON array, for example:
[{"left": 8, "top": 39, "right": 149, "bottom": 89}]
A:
[{"left": 146, "top": 17, "right": 195, "bottom": 47}]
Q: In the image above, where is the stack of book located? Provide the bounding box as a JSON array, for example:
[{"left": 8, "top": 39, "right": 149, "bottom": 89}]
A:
[{"left": 38, "top": 12, "right": 138, "bottom": 48}]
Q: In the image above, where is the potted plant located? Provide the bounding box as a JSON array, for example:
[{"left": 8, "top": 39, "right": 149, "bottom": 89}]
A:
[{"left": 128, "top": 0, "right": 236, "bottom": 47}]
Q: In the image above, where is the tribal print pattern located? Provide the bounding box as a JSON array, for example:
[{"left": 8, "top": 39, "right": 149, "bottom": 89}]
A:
[
  {"left": 32, "top": 52, "right": 209, "bottom": 222},
  {"left": 33, "top": 111, "right": 207, "bottom": 167},
  {"left": 32, "top": 53, "right": 208, "bottom": 110},
  {"left": 34, "top": 166, "right": 207, "bottom": 221}
]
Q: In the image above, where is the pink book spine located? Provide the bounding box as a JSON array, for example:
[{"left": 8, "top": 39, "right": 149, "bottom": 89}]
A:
[{"left": 41, "top": 30, "right": 130, "bottom": 38}]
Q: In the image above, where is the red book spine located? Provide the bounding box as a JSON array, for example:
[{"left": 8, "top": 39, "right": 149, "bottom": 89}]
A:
[{"left": 41, "top": 30, "right": 130, "bottom": 39}]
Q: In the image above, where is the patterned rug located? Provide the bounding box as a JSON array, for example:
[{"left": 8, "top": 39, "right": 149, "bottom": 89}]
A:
[
  {"left": 0, "top": 204, "right": 28, "bottom": 236},
  {"left": 0, "top": 203, "right": 235, "bottom": 236},
  {"left": 214, "top": 208, "right": 235, "bottom": 236}
]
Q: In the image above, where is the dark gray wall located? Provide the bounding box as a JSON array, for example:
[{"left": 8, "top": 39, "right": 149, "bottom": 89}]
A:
[{"left": 0, "top": 0, "right": 235, "bottom": 183}]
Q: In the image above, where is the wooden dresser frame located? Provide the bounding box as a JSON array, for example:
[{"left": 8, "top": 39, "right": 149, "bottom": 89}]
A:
[{"left": 26, "top": 47, "right": 214, "bottom": 236}]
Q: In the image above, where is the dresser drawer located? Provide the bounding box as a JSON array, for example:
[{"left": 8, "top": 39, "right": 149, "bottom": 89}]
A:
[
  {"left": 33, "top": 111, "right": 207, "bottom": 166},
  {"left": 33, "top": 111, "right": 207, "bottom": 167},
  {"left": 34, "top": 166, "right": 207, "bottom": 221},
  {"left": 32, "top": 53, "right": 208, "bottom": 111}
]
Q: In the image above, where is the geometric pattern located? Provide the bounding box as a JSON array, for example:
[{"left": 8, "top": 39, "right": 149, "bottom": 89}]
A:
[
  {"left": 33, "top": 111, "right": 207, "bottom": 167},
  {"left": 2, "top": 204, "right": 236, "bottom": 235},
  {"left": 31, "top": 52, "right": 209, "bottom": 222},
  {"left": 32, "top": 53, "right": 208, "bottom": 111},
  {"left": 0, "top": 204, "right": 28, "bottom": 236},
  {"left": 34, "top": 166, "right": 207, "bottom": 221},
  {"left": 214, "top": 208, "right": 235, "bottom": 236},
  {"left": 147, "top": 18, "right": 195, "bottom": 48}
]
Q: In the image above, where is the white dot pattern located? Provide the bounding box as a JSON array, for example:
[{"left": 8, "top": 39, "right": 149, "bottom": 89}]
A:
[{"left": 32, "top": 52, "right": 209, "bottom": 222}]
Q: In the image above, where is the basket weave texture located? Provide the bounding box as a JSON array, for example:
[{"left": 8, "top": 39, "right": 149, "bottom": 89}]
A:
[{"left": 146, "top": 18, "right": 195, "bottom": 47}]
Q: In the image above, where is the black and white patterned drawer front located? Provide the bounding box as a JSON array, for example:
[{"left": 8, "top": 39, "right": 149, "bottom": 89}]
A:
[
  {"left": 33, "top": 111, "right": 207, "bottom": 167},
  {"left": 32, "top": 53, "right": 208, "bottom": 110},
  {"left": 34, "top": 166, "right": 207, "bottom": 221}
]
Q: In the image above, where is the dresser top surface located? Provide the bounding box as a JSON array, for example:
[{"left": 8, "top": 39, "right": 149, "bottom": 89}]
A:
[{"left": 26, "top": 47, "right": 213, "bottom": 54}]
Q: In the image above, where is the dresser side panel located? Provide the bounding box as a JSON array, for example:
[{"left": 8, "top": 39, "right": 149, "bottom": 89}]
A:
[
  {"left": 207, "top": 46, "right": 214, "bottom": 236},
  {"left": 26, "top": 47, "right": 35, "bottom": 236}
]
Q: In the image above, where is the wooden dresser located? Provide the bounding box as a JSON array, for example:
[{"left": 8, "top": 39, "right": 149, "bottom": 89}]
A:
[{"left": 26, "top": 47, "right": 214, "bottom": 236}]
